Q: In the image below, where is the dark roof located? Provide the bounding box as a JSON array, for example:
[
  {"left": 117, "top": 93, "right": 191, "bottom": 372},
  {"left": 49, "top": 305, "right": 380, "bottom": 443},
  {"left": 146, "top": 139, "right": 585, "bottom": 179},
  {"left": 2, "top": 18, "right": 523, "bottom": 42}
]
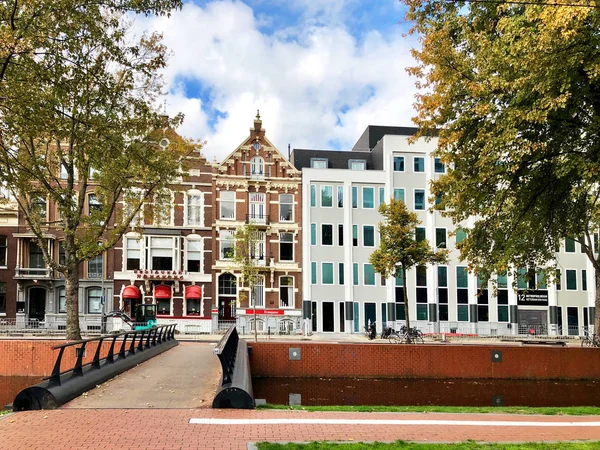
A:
[
  {"left": 291, "top": 149, "right": 374, "bottom": 170},
  {"left": 352, "top": 126, "right": 427, "bottom": 151}
]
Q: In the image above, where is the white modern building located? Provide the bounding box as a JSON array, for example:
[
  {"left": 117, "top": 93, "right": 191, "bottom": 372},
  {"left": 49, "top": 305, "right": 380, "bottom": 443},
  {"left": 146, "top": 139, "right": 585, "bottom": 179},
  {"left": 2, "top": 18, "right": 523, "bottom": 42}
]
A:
[{"left": 292, "top": 126, "right": 595, "bottom": 336}]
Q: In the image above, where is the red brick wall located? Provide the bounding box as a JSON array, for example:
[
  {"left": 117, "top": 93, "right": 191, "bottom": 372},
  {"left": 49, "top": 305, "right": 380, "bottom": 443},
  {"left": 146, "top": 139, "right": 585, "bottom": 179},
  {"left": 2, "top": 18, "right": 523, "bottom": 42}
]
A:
[
  {"left": 0, "top": 339, "right": 117, "bottom": 377},
  {"left": 250, "top": 342, "right": 600, "bottom": 380}
]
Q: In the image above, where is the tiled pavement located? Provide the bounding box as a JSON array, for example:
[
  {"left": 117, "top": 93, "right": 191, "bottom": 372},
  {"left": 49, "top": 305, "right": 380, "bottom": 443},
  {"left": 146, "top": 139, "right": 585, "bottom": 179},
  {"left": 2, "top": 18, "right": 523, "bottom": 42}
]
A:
[{"left": 1, "top": 409, "right": 600, "bottom": 450}]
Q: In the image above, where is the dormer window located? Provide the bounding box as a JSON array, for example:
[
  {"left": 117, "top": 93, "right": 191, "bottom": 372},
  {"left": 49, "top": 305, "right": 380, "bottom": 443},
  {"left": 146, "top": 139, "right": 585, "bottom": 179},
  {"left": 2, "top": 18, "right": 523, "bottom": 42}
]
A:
[
  {"left": 250, "top": 156, "right": 264, "bottom": 177},
  {"left": 311, "top": 158, "right": 328, "bottom": 169},
  {"left": 349, "top": 159, "right": 366, "bottom": 170}
]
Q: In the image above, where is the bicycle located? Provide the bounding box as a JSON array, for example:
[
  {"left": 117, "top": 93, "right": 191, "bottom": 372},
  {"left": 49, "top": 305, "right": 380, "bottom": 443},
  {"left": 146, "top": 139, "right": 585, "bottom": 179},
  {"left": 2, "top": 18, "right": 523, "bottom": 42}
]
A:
[
  {"left": 381, "top": 326, "right": 402, "bottom": 343},
  {"left": 399, "top": 325, "right": 424, "bottom": 344},
  {"left": 581, "top": 331, "right": 600, "bottom": 348}
]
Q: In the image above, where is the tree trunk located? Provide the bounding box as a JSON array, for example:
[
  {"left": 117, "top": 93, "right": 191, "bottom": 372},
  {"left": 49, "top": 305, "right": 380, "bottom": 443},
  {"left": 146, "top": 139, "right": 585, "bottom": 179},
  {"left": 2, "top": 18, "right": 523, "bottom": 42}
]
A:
[
  {"left": 403, "top": 264, "right": 411, "bottom": 343},
  {"left": 595, "top": 268, "right": 600, "bottom": 335},
  {"left": 65, "top": 256, "right": 82, "bottom": 341}
]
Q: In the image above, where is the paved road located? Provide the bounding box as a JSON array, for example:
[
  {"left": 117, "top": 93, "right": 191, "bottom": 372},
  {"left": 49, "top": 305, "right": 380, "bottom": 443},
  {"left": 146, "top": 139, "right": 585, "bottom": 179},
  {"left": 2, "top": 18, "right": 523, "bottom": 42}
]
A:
[
  {"left": 63, "top": 342, "right": 221, "bottom": 409},
  {"left": 1, "top": 409, "right": 600, "bottom": 450}
]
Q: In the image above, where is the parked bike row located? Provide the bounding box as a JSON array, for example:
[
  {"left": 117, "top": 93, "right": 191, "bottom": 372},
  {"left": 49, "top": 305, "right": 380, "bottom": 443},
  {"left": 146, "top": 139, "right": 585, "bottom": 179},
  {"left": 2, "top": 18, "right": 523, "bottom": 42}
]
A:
[{"left": 364, "top": 322, "right": 425, "bottom": 344}]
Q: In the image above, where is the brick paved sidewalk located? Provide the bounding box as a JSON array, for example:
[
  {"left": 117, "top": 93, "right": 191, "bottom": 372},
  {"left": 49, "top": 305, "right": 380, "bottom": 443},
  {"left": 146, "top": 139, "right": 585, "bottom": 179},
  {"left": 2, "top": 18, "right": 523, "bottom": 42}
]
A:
[{"left": 1, "top": 409, "right": 599, "bottom": 450}]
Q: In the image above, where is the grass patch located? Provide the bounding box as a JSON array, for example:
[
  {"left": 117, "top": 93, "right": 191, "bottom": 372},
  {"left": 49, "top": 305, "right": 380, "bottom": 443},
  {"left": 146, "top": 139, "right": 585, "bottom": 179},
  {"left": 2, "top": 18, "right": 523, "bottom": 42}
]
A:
[
  {"left": 256, "top": 404, "right": 600, "bottom": 416},
  {"left": 256, "top": 441, "right": 600, "bottom": 450},
  {"left": 0, "top": 410, "right": 10, "bottom": 417}
]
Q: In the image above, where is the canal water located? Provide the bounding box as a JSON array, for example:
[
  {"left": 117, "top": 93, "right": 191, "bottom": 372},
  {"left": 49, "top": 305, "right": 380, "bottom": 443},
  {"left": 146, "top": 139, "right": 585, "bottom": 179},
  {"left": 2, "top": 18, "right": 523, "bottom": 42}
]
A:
[
  {"left": 253, "top": 377, "right": 600, "bottom": 407},
  {"left": 0, "top": 376, "right": 41, "bottom": 409}
]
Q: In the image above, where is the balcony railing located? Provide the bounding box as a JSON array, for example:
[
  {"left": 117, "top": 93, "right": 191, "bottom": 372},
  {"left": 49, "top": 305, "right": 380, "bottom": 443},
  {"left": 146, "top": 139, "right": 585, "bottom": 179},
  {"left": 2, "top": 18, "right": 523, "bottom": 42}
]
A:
[
  {"left": 14, "top": 267, "right": 52, "bottom": 279},
  {"left": 246, "top": 214, "right": 269, "bottom": 225}
]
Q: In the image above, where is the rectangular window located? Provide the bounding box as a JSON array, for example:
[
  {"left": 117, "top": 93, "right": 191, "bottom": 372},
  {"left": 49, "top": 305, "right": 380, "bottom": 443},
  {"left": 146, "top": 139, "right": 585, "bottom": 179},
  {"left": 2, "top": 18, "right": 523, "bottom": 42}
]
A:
[
  {"left": 338, "top": 224, "right": 344, "bottom": 246},
  {"left": 279, "top": 277, "right": 294, "bottom": 308},
  {"left": 536, "top": 270, "right": 547, "bottom": 290},
  {"left": 414, "top": 157, "right": 425, "bottom": 172},
  {"left": 517, "top": 268, "right": 528, "bottom": 289},
  {"left": 352, "top": 187, "right": 358, "bottom": 208},
  {"left": 439, "top": 304, "right": 449, "bottom": 321},
  {"left": 220, "top": 230, "right": 235, "bottom": 259},
  {"left": 311, "top": 223, "right": 317, "bottom": 246},
  {"left": 353, "top": 263, "right": 359, "bottom": 285},
  {"left": 126, "top": 238, "right": 141, "bottom": 270},
  {"left": 339, "top": 263, "right": 344, "bottom": 285},
  {"left": 58, "top": 287, "right": 66, "bottom": 313},
  {"left": 435, "top": 228, "right": 446, "bottom": 249},
  {"left": 379, "top": 187, "right": 385, "bottom": 206},
  {"left": 337, "top": 186, "right": 344, "bottom": 208},
  {"left": 249, "top": 192, "right": 266, "bottom": 223},
  {"left": 0, "top": 282, "right": 5, "bottom": 314},
  {"left": 565, "top": 238, "right": 576, "bottom": 252},
  {"left": 438, "top": 266, "right": 448, "bottom": 287},
  {"left": 362, "top": 187, "right": 374, "bottom": 208},
  {"left": 88, "top": 193, "right": 102, "bottom": 215},
  {"left": 416, "top": 265, "right": 427, "bottom": 287},
  {"left": 187, "top": 194, "right": 203, "bottom": 226},
  {"left": 414, "top": 189, "right": 425, "bottom": 210},
  {"left": 417, "top": 304, "right": 428, "bottom": 321},
  {"left": 251, "top": 277, "right": 265, "bottom": 307},
  {"left": 153, "top": 190, "right": 172, "bottom": 226},
  {"left": 457, "top": 305, "right": 469, "bottom": 321},
  {"left": 87, "top": 255, "right": 103, "bottom": 279},
  {"left": 455, "top": 228, "right": 466, "bottom": 244},
  {"left": 31, "top": 194, "right": 47, "bottom": 219},
  {"left": 566, "top": 269, "right": 577, "bottom": 290},
  {"left": 363, "top": 226, "right": 375, "bottom": 247},
  {"left": 393, "top": 156, "right": 405, "bottom": 171},
  {"left": 187, "top": 240, "right": 201, "bottom": 272},
  {"left": 87, "top": 288, "right": 103, "bottom": 314},
  {"left": 279, "top": 233, "right": 294, "bottom": 261},
  {"left": 250, "top": 231, "right": 266, "bottom": 261},
  {"left": 279, "top": 194, "right": 293, "bottom": 222},
  {"left": 321, "top": 185, "right": 333, "bottom": 207},
  {"left": 416, "top": 227, "right": 426, "bottom": 243},
  {"left": 394, "top": 188, "right": 405, "bottom": 203},
  {"left": 322, "top": 224, "right": 333, "bottom": 246},
  {"left": 353, "top": 225, "right": 358, "bottom": 246},
  {"left": 310, "top": 184, "right": 316, "bottom": 207},
  {"left": 349, "top": 160, "right": 366, "bottom": 170},
  {"left": 396, "top": 271, "right": 404, "bottom": 286},
  {"left": 556, "top": 269, "right": 562, "bottom": 290},
  {"left": 457, "top": 267, "right": 468, "bottom": 288},
  {"left": 498, "top": 305, "right": 509, "bottom": 322},
  {"left": 0, "top": 236, "right": 7, "bottom": 266},
  {"left": 497, "top": 272, "right": 508, "bottom": 289},
  {"left": 583, "top": 269, "right": 588, "bottom": 291},
  {"left": 220, "top": 191, "right": 236, "bottom": 219},
  {"left": 311, "top": 262, "right": 317, "bottom": 284},
  {"left": 434, "top": 158, "right": 445, "bottom": 173},
  {"left": 322, "top": 263, "right": 334, "bottom": 285},
  {"left": 311, "top": 158, "right": 327, "bottom": 169},
  {"left": 150, "top": 237, "right": 173, "bottom": 270},
  {"left": 364, "top": 264, "right": 375, "bottom": 285}
]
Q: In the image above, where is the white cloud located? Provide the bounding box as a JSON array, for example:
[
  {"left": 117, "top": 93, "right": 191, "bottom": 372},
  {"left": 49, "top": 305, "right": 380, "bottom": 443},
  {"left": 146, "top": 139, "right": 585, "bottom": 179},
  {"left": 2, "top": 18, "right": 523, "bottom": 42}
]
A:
[{"left": 135, "top": 0, "right": 419, "bottom": 162}]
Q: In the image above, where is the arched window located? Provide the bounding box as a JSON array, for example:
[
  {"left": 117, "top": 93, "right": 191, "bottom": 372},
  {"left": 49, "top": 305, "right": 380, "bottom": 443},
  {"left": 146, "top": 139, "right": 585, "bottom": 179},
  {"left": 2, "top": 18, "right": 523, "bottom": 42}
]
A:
[{"left": 250, "top": 156, "right": 264, "bottom": 177}]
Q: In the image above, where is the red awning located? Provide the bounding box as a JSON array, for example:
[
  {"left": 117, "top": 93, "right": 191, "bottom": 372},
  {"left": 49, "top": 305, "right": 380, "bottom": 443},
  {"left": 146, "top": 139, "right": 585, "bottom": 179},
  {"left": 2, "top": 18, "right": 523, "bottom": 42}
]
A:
[
  {"left": 122, "top": 285, "right": 141, "bottom": 299},
  {"left": 185, "top": 285, "right": 202, "bottom": 299},
  {"left": 154, "top": 284, "right": 171, "bottom": 299}
]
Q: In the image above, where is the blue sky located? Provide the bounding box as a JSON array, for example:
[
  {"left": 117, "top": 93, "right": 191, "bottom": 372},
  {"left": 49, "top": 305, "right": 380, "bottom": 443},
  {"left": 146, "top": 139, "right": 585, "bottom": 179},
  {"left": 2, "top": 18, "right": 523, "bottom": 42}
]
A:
[{"left": 136, "top": 0, "right": 418, "bottom": 161}]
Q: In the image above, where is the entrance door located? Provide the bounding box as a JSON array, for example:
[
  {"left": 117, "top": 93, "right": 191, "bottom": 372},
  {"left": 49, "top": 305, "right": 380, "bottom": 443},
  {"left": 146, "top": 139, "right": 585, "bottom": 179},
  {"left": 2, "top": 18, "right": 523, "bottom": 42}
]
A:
[
  {"left": 339, "top": 303, "right": 345, "bottom": 333},
  {"left": 518, "top": 310, "right": 548, "bottom": 335},
  {"left": 364, "top": 302, "right": 376, "bottom": 329},
  {"left": 219, "top": 297, "right": 235, "bottom": 321},
  {"left": 28, "top": 287, "right": 46, "bottom": 322},
  {"left": 322, "top": 302, "right": 334, "bottom": 332}
]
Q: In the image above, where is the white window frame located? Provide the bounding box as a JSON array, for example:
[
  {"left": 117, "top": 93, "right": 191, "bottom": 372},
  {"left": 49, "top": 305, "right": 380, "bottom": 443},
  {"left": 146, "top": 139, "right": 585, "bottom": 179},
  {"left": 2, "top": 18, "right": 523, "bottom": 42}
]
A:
[
  {"left": 362, "top": 186, "right": 374, "bottom": 209},
  {"left": 251, "top": 276, "right": 265, "bottom": 307},
  {"left": 413, "top": 156, "right": 425, "bottom": 173},
  {"left": 279, "top": 232, "right": 294, "bottom": 262},
  {"left": 122, "top": 187, "right": 143, "bottom": 228},
  {"left": 250, "top": 231, "right": 266, "bottom": 262},
  {"left": 58, "top": 287, "right": 66, "bottom": 313},
  {"left": 186, "top": 237, "right": 202, "bottom": 273},
  {"left": 152, "top": 189, "right": 173, "bottom": 226},
  {"left": 250, "top": 156, "right": 264, "bottom": 178},
  {"left": 279, "top": 194, "right": 294, "bottom": 222},
  {"left": 310, "top": 158, "right": 328, "bottom": 169},
  {"left": 414, "top": 188, "right": 426, "bottom": 211},
  {"left": 565, "top": 268, "right": 578, "bottom": 291},
  {"left": 220, "top": 230, "right": 235, "bottom": 260},
  {"left": 249, "top": 192, "right": 266, "bottom": 223},
  {"left": 279, "top": 276, "right": 294, "bottom": 309},
  {"left": 434, "top": 157, "right": 446, "bottom": 173},
  {"left": 393, "top": 156, "right": 405, "bottom": 172},
  {"left": 125, "top": 235, "right": 142, "bottom": 271},
  {"left": 87, "top": 287, "right": 103, "bottom": 314},
  {"left": 321, "top": 262, "right": 334, "bottom": 285},
  {"left": 321, "top": 185, "right": 333, "bottom": 208},
  {"left": 363, "top": 263, "right": 375, "bottom": 286},
  {"left": 348, "top": 159, "right": 366, "bottom": 170},
  {"left": 186, "top": 190, "right": 204, "bottom": 226},
  {"left": 220, "top": 190, "right": 236, "bottom": 220},
  {"left": 363, "top": 225, "right": 375, "bottom": 247},
  {"left": 321, "top": 223, "right": 334, "bottom": 246},
  {"left": 393, "top": 188, "right": 405, "bottom": 204},
  {"left": 147, "top": 235, "right": 179, "bottom": 271}
]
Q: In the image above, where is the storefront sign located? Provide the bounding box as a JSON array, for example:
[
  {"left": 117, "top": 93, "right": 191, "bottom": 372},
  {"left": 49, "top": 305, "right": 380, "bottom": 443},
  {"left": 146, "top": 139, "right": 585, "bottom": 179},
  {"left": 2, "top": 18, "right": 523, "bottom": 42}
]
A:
[
  {"left": 245, "top": 309, "right": 285, "bottom": 316},
  {"left": 517, "top": 290, "right": 548, "bottom": 306},
  {"left": 135, "top": 269, "right": 185, "bottom": 280}
]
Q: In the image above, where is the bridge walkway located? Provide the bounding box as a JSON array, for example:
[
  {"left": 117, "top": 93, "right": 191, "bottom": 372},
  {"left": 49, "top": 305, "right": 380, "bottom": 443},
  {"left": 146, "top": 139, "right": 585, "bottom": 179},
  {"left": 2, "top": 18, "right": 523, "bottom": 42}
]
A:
[{"left": 62, "top": 341, "right": 221, "bottom": 409}]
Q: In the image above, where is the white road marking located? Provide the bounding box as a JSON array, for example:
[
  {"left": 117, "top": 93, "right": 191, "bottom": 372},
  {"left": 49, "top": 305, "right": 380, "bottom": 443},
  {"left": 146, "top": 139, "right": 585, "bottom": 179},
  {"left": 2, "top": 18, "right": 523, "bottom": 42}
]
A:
[{"left": 189, "top": 418, "right": 600, "bottom": 427}]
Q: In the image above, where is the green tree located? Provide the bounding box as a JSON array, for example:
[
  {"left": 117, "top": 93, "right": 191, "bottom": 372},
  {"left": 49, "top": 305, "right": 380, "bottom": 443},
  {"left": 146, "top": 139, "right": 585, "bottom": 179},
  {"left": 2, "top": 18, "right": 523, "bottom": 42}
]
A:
[
  {"left": 370, "top": 199, "right": 448, "bottom": 341},
  {"left": 233, "top": 224, "right": 262, "bottom": 342},
  {"left": 403, "top": 0, "right": 600, "bottom": 332},
  {"left": 0, "top": 0, "right": 199, "bottom": 339}
]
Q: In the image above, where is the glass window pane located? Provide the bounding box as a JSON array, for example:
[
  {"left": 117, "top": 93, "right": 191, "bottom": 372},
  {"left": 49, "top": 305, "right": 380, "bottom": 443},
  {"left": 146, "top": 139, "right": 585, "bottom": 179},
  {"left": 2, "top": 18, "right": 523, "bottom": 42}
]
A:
[
  {"left": 517, "top": 268, "right": 528, "bottom": 289},
  {"left": 416, "top": 227, "right": 426, "bottom": 242},
  {"left": 322, "top": 224, "right": 333, "bottom": 245},
  {"left": 416, "top": 265, "right": 427, "bottom": 286},
  {"left": 337, "top": 186, "right": 343, "bottom": 208},
  {"left": 456, "top": 267, "right": 468, "bottom": 288},
  {"left": 394, "top": 188, "right": 405, "bottom": 203},
  {"left": 311, "top": 262, "right": 317, "bottom": 284},
  {"left": 565, "top": 238, "right": 576, "bottom": 252},
  {"left": 566, "top": 270, "right": 577, "bottom": 290},
  {"left": 321, "top": 186, "right": 333, "bottom": 207},
  {"left": 434, "top": 158, "right": 445, "bottom": 173},
  {"left": 363, "top": 226, "right": 375, "bottom": 247},
  {"left": 87, "top": 288, "right": 103, "bottom": 314},
  {"left": 311, "top": 224, "right": 317, "bottom": 246},
  {"left": 364, "top": 264, "right": 375, "bottom": 285},
  {"left": 393, "top": 156, "right": 405, "bottom": 171},
  {"left": 310, "top": 185, "right": 316, "bottom": 207},
  {"left": 437, "top": 267, "right": 447, "bottom": 287},
  {"left": 436, "top": 228, "right": 446, "bottom": 248},
  {"left": 322, "top": 263, "right": 334, "bottom": 284},
  {"left": 414, "top": 190, "right": 425, "bottom": 210},
  {"left": 456, "top": 229, "right": 467, "bottom": 244},
  {"left": 339, "top": 263, "right": 344, "bottom": 285},
  {"left": 497, "top": 272, "right": 508, "bottom": 289},
  {"left": 414, "top": 157, "right": 424, "bottom": 172},
  {"left": 498, "top": 305, "right": 509, "bottom": 322},
  {"left": 352, "top": 187, "right": 358, "bottom": 208},
  {"left": 457, "top": 304, "right": 469, "bottom": 321},
  {"left": 353, "top": 263, "right": 359, "bottom": 285},
  {"left": 362, "top": 187, "right": 374, "bottom": 208}
]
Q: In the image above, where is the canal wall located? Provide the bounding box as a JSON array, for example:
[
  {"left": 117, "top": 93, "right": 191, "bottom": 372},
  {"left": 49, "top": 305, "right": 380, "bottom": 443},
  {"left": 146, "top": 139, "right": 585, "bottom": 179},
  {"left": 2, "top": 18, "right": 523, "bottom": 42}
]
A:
[
  {"left": 0, "top": 339, "right": 113, "bottom": 377},
  {"left": 250, "top": 342, "right": 600, "bottom": 380}
]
